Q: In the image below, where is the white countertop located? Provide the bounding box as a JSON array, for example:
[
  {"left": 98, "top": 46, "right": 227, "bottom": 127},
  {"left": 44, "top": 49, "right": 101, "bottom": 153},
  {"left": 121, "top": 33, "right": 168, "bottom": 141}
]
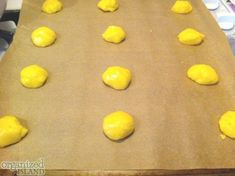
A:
[{"left": 6, "top": 0, "right": 22, "bottom": 11}]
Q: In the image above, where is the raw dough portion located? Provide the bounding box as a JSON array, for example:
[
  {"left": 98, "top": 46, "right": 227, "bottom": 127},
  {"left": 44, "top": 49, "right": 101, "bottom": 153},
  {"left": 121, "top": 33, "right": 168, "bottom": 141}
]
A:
[
  {"left": 31, "top": 26, "right": 56, "bottom": 47},
  {"left": 0, "top": 116, "right": 28, "bottom": 148},
  {"left": 21, "top": 65, "right": 48, "bottom": 89},
  {"left": 103, "top": 111, "right": 135, "bottom": 141},
  {"left": 97, "top": 0, "right": 118, "bottom": 12},
  {"left": 171, "top": 0, "right": 193, "bottom": 14},
  {"left": 102, "top": 26, "right": 126, "bottom": 44},
  {"left": 42, "top": 0, "right": 63, "bottom": 14},
  {"left": 102, "top": 66, "right": 131, "bottom": 90},
  {"left": 178, "top": 28, "right": 205, "bottom": 45},
  {"left": 219, "top": 111, "right": 235, "bottom": 139},
  {"left": 187, "top": 64, "right": 219, "bottom": 85}
]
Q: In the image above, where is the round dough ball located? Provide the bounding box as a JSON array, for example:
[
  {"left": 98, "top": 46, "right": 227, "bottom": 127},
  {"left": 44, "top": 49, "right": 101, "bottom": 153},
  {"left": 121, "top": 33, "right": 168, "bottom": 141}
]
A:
[
  {"left": 0, "top": 115, "right": 28, "bottom": 148},
  {"left": 187, "top": 64, "right": 219, "bottom": 85},
  {"left": 21, "top": 65, "right": 48, "bottom": 89},
  {"left": 31, "top": 26, "right": 56, "bottom": 47},
  {"left": 219, "top": 111, "right": 235, "bottom": 139},
  {"left": 102, "top": 66, "right": 131, "bottom": 90},
  {"left": 42, "top": 0, "right": 63, "bottom": 14},
  {"left": 102, "top": 26, "right": 126, "bottom": 44},
  {"left": 97, "top": 0, "right": 119, "bottom": 12},
  {"left": 171, "top": 0, "right": 193, "bottom": 14},
  {"left": 178, "top": 28, "right": 205, "bottom": 45},
  {"left": 103, "top": 111, "right": 135, "bottom": 141}
]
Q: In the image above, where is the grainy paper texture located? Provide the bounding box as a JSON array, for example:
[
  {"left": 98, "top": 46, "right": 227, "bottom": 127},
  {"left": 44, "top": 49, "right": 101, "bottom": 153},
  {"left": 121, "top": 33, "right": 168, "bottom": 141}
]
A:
[{"left": 0, "top": 0, "right": 235, "bottom": 170}]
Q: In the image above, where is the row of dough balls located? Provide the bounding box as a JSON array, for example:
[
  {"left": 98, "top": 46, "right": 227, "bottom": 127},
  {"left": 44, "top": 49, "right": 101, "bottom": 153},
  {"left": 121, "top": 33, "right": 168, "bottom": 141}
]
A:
[
  {"left": 0, "top": 0, "right": 234, "bottom": 148},
  {"left": 0, "top": 0, "right": 63, "bottom": 148},
  {"left": 172, "top": 0, "right": 235, "bottom": 141}
]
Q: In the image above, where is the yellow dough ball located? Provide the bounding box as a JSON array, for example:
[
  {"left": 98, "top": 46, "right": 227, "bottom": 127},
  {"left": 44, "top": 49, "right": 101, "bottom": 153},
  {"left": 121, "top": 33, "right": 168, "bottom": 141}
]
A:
[
  {"left": 171, "top": 0, "right": 193, "bottom": 14},
  {"left": 31, "top": 26, "right": 56, "bottom": 47},
  {"left": 97, "top": 0, "right": 119, "bottom": 12},
  {"left": 178, "top": 28, "right": 205, "bottom": 45},
  {"left": 102, "top": 66, "right": 131, "bottom": 90},
  {"left": 102, "top": 26, "right": 126, "bottom": 44},
  {"left": 21, "top": 65, "right": 48, "bottom": 89},
  {"left": 219, "top": 111, "right": 235, "bottom": 139},
  {"left": 0, "top": 116, "right": 28, "bottom": 148},
  {"left": 103, "top": 111, "right": 135, "bottom": 141},
  {"left": 42, "top": 0, "right": 63, "bottom": 14},
  {"left": 187, "top": 64, "right": 219, "bottom": 85}
]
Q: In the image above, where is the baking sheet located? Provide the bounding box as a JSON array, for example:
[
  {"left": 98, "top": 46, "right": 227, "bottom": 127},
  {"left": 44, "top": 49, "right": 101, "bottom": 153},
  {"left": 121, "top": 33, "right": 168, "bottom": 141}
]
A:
[{"left": 0, "top": 0, "right": 235, "bottom": 170}]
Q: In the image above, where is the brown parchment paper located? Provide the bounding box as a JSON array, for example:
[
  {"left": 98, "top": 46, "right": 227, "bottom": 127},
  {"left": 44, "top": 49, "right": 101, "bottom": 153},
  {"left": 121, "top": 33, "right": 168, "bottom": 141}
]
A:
[{"left": 0, "top": 0, "right": 235, "bottom": 170}]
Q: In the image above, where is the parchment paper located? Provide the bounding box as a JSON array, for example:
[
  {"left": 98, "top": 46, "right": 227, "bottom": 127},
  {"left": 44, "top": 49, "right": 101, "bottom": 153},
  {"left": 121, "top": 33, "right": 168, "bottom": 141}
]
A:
[{"left": 0, "top": 0, "right": 235, "bottom": 170}]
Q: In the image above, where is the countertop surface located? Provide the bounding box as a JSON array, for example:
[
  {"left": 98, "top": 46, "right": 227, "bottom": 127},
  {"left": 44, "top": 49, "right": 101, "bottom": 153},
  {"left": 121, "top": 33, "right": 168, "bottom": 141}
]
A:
[{"left": 6, "top": 0, "right": 22, "bottom": 11}]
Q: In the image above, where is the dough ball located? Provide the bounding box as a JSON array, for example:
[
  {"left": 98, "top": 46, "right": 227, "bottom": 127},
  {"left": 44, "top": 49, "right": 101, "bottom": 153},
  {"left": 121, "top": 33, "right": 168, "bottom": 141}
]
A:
[
  {"left": 219, "top": 111, "right": 235, "bottom": 139},
  {"left": 103, "top": 111, "right": 135, "bottom": 141},
  {"left": 31, "top": 26, "right": 56, "bottom": 47},
  {"left": 102, "top": 26, "right": 126, "bottom": 44},
  {"left": 42, "top": 0, "right": 63, "bottom": 14},
  {"left": 171, "top": 0, "right": 193, "bottom": 14},
  {"left": 0, "top": 116, "right": 28, "bottom": 148},
  {"left": 178, "top": 28, "right": 205, "bottom": 45},
  {"left": 187, "top": 64, "right": 219, "bottom": 85},
  {"left": 102, "top": 66, "right": 131, "bottom": 90},
  {"left": 21, "top": 65, "right": 48, "bottom": 89},
  {"left": 97, "top": 0, "right": 119, "bottom": 12}
]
